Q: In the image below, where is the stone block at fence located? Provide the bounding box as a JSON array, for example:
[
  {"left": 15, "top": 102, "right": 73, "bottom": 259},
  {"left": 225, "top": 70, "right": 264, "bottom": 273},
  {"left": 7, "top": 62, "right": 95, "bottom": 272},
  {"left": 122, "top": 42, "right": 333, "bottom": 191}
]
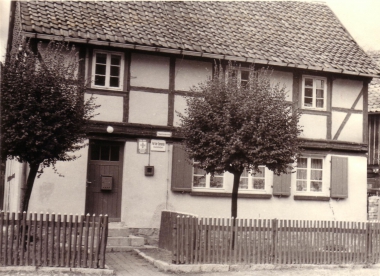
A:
[{"left": 368, "top": 196, "right": 380, "bottom": 220}]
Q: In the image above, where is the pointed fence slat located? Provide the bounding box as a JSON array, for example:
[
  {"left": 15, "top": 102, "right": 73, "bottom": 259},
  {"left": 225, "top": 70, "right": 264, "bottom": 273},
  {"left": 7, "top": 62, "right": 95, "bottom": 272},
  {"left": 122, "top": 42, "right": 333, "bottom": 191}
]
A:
[
  {"left": 0, "top": 212, "right": 108, "bottom": 269},
  {"left": 166, "top": 212, "right": 380, "bottom": 266}
]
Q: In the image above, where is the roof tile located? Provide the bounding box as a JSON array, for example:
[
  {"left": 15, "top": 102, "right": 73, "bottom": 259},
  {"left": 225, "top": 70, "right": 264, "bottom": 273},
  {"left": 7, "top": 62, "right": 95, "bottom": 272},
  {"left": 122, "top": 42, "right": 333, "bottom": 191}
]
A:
[{"left": 19, "top": 1, "right": 380, "bottom": 76}]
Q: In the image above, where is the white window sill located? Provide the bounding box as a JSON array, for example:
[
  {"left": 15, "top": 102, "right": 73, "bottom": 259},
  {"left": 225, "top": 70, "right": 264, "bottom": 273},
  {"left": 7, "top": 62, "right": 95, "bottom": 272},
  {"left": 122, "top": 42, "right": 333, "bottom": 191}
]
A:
[{"left": 191, "top": 190, "right": 272, "bottom": 199}]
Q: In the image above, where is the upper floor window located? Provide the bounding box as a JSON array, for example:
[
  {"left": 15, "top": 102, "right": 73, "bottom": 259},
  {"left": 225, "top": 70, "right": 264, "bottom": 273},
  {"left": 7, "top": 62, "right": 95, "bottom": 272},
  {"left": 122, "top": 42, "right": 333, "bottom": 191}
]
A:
[
  {"left": 192, "top": 163, "right": 224, "bottom": 189},
  {"left": 302, "top": 76, "right": 326, "bottom": 110},
  {"left": 296, "top": 157, "right": 323, "bottom": 193},
  {"left": 92, "top": 50, "right": 124, "bottom": 90}
]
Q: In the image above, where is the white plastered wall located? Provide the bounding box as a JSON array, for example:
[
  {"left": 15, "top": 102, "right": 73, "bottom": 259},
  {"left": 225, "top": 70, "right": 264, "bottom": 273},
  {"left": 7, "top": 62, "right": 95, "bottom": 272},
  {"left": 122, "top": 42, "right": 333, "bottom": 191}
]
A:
[
  {"left": 27, "top": 142, "right": 89, "bottom": 215},
  {"left": 120, "top": 142, "right": 367, "bottom": 228},
  {"left": 331, "top": 78, "right": 364, "bottom": 143},
  {"left": 85, "top": 94, "right": 124, "bottom": 122},
  {"left": 175, "top": 59, "right": 212, "bottom": 91},
  {"left": 121, "top": 141, "right": 171, "bottom": 228},
  {"left": 270, "top": 70, "right": 293, "bottom": 101},
  {"left": 332, "top": 79, "right": 363, "bottom": 110},
  {"left": 130, "top": 53, "right": 170, "bottom": 89},
  {"left": 3, "top": 159, "right": 24, "bottom": 212},
  {"left": 128, "top": 91, "right": 168, "bottom": 125},
  {"left": 299, "top": 114, "right": 327, "bottom": 139}
]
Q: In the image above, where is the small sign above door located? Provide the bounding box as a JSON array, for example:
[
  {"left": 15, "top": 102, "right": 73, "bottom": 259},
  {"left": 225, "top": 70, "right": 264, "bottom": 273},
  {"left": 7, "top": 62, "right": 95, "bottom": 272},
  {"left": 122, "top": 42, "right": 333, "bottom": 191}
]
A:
[
  {"left": 151, "top": 139, "right": 166, "bottom": 152},
  {"left": 157, "top": 131, "right": 172, "bottom": 137}
]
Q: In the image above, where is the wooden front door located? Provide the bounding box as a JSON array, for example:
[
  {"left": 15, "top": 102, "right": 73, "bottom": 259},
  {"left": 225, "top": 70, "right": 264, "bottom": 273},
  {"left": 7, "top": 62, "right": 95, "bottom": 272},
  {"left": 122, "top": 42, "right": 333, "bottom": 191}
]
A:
[{"left": 85, "top": 141, "right": 124, "bottom": 221}]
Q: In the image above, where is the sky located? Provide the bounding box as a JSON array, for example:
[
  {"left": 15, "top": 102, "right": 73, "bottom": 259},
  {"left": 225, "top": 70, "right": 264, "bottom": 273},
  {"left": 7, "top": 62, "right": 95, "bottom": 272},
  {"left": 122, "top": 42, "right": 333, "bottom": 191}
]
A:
[{"left": 0, "top": 0, "right": 380, "bottom": 63}]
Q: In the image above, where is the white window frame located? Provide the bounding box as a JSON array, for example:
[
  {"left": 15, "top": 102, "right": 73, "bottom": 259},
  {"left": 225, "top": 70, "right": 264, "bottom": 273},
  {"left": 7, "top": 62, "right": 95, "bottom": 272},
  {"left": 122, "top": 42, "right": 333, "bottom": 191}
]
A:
[
  {"left": 301, "top": 75, "right": 327, "bottom": 110},
  {"left": 192, "top": 163, "right": 225, "bottom": 191},
  {"left": 238, "top": 166, "right": 270, "bottom": 194},
  {"left": 91, "top": 50, "right": 124, "bottom": 91},
  {"left": 295, "top": 156, "right": 326, "bottom": 195}
]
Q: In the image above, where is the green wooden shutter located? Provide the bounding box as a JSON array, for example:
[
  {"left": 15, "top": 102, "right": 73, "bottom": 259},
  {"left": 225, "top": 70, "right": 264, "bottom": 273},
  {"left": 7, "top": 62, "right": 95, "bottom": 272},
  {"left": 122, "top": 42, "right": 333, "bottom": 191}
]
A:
[
  {"left": 330, "top": 156, "right": 348, "bottom": 199},
  {"left": 273, "top": 172, "right": 292, "bottom": 196},
  {"left": 171, "top": 144, "right": 193, "bottom": 192}
]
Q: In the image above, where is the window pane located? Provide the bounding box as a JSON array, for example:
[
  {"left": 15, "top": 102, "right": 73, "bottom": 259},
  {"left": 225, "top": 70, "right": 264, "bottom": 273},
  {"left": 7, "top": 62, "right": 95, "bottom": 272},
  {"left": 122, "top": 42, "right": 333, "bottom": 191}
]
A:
[
  {"left": 311, "top": 159, "right": 322, "bottom": 169},
  {"left": 304, "top": 97, "right": 312, "bottom": 106},
  {"left": 100, "top": 146, "right": 110, "bottom": 160},
  {"left": 305, "top": 88, "right": 313, "bottom": 97},
  {"left": 253, "top": 179, "right": 265, "bottom": 190},
  {"left": 316, "top": 89, "right": 324, "bottom": 98},
  {"left": 305, "top": 78, "right": 313, "bottom": 87},
  {"left": 95, "top": 75, "right": 106, "bottom": 86},
  {"left": 311, "top": 170, "right": 322, "bottom": 181},
  {"left": 194, "top": 165, "right": 206, "bottom": 175},
  {"left": 95, "top": 64, "right": 106, "bottom": 75},
  {"left": 110, "top": 146, "right": 119, "bottom": 161},
  {"left": 111, "top": 55, "right": 121, "bottom": 66},
  {"left": 239, "top": 169, "right": 248, "bottom": 189},
  {"left": 110, "top": 77, "right": 120, "bottom": 87},
  {"left": 315, "top": 79, "right": 324, "bottom": 89},
  {"left": 296, "top": 181, "right": 307, "bottom": 191},
  {"left": 110, "top": 66, "right": 120, "bottom": 77},
  {"left": 297, "top": 169, "right": 307, "bottom": 180},
  {"left": 297, "top": 158, "right": 307, "bottom": 168},
  {"left": 254, "top": 167, "right": 265, "bottom": 178},
  {"left": 239, "top": 178, "right": 248, "bottom": 189},
  {"left": 316, "top": 99, "right": 324, "bottom": 108},
  {"left": 311, "top": 181, "right": 322, "bottom": 192},
  {"left": 210, "top": 175, "right": 223, "bottom": 188},
  {"left": 193, "top": 176, "right": 206, "bottom": 187},
  {"left": 90, "top": 145, "right": 100, "bottom": 160},
  {"left": 96, "top": 53, "right": 107, "bottom": 64}
]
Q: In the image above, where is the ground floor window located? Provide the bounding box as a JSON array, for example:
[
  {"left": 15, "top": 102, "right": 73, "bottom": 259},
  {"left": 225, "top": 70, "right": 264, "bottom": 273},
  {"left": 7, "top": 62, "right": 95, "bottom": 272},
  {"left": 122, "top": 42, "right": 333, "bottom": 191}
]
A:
[
  {"left": 296, "top": 157, "right": 323, "bottom": 193},
  {"left": 239, "top": 166, "right": 266, "bottom": 191},
  {"left": 192, "top": 163, "right": 224, "bottom": 189}
]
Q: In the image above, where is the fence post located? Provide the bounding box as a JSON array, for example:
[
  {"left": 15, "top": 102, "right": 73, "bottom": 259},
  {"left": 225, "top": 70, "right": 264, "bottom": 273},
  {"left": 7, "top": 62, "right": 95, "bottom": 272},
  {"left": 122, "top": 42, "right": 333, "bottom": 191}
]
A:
[
  {"left": 365, "top": 222, "right": 371, "bottom": 264},
  {"left": 272, "top": 219, "right": 277, "bottom": 263},
  {"left": 172, "top": 215, "right": 177, "bottom": 264}
]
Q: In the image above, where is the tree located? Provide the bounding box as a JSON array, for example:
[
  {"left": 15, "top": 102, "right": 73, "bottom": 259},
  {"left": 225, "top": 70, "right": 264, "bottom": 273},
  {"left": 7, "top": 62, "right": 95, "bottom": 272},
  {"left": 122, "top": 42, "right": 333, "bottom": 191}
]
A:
[
  {"left": 1, "top": 40, "right": 97, "bottom": 212},
  {"left": 179, "top": 64, "right": 302, "bottom": 219}
]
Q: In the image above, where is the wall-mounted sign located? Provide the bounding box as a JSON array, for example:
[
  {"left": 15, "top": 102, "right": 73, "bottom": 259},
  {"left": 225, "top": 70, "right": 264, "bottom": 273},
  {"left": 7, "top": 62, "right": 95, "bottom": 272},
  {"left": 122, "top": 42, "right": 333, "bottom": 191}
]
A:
[
  {"left": 151, "top": 139, "right": 166, "bottom": 152},
  {"left": 137, "top": 139, "right": 149, "bottom": 154},
  {"left": 157, "top": 131, "right": 172, "bottom": 137}
]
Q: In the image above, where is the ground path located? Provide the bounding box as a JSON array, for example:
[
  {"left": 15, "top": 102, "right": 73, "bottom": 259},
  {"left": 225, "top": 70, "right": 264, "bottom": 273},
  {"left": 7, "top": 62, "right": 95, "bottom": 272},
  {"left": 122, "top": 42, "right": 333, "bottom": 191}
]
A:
[
  {"left": 107, "top": 251, "right": 380, "bottom": 276},
  {"left": 0, "top": 251, "right": 379, "bottom": 275}
]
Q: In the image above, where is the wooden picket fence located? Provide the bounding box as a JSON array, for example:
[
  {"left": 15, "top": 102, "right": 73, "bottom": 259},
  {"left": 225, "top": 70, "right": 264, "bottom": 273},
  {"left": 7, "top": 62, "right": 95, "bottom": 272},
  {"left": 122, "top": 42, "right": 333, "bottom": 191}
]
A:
[
  {"left": 171, "top": 215, "right": 380, "bottom": 265},
  {"left": 0, "top": 212, "right": 108, "bottom": 268}
]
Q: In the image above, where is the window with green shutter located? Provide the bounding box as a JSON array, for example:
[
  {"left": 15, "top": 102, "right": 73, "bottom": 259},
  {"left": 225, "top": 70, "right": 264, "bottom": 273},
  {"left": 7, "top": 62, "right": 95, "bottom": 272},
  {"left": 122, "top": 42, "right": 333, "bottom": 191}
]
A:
[
  {"left": 330, "top": 156, "right": 348, "bottom": 199},
  {"left": 171, "top": 144, "right": 193, "bottom": 192}
]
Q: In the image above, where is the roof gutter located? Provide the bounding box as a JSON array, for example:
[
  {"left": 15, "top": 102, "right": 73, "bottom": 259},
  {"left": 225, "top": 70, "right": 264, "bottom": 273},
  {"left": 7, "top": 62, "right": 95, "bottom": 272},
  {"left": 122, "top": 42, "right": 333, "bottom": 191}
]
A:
[{"left": 22, "top": 31, "right": 380, "bottom": 79}]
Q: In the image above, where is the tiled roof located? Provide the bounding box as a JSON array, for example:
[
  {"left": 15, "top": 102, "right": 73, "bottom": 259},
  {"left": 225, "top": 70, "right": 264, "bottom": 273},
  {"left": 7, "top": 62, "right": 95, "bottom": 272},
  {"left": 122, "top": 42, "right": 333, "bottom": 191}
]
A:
[
  {"left": 368, "top": 51, "right": 380, "bottom": 112},
  {"left": 18, "top": 1, "right": 380, "bottom": 76}
]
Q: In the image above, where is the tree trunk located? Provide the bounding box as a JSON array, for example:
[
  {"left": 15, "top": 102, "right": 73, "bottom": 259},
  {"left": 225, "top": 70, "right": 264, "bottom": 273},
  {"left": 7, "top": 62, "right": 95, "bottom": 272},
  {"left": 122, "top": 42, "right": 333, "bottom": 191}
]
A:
[
  {"left": 231, "top": 171, "right": 242, "bottom": 219},
  {"left": 231, "top": 171, "right": 242, "bottom": 250},
  {"left": 21, "top": 163, "right": 39, "bottom": 212}
]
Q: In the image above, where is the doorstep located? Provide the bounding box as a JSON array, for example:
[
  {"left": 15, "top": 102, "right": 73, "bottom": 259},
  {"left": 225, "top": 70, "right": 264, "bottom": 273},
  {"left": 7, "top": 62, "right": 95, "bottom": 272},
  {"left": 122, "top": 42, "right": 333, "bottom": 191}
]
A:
[{"left": 134, "top": 249, "right": 380, "bottom": 273}]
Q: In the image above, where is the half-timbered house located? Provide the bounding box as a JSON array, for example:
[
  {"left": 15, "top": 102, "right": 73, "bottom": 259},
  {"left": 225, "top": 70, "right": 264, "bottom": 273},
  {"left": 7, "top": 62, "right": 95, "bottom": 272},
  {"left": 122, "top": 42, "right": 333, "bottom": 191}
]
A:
[{"left": 4, "top": 1, "right": 380, "bottom": 235}]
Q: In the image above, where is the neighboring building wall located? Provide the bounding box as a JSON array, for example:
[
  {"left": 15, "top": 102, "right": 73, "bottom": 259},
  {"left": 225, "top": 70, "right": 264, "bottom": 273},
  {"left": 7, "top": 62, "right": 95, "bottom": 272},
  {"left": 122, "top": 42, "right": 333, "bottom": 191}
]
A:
[{"left": 368, "top": 196, "right": 380, "bottom": 220}]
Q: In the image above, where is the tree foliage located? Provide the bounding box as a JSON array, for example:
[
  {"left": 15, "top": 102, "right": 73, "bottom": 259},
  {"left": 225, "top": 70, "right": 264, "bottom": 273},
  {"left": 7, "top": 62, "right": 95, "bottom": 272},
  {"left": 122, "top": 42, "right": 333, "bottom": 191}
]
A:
[
  {"left": 1, "top": 40, "right": 97, "bottom": 211},
  {"left": 179, "top": 64, "right": 302, "bottom": 218}
]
